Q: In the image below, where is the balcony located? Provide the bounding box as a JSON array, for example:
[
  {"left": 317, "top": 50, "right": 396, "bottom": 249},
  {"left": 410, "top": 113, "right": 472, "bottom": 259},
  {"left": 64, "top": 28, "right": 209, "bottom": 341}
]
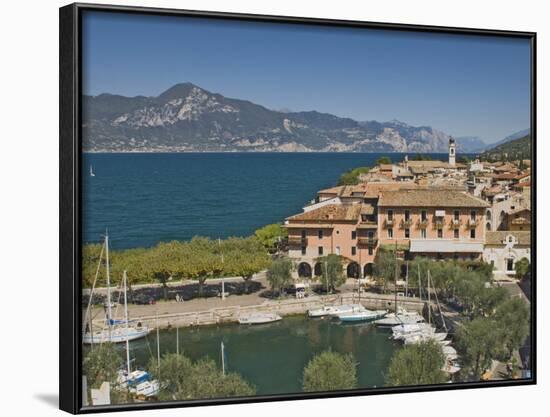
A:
[
  {"left": 416, "top": 219, "right": 429, "bottom": 229},
  {"left": 467, "top": 219, "right": 480, "bottom": 228},
  {"left": 383, "top": 219, "right": 394, "bottom": 228},
  {"left": 400, "top": 219, "right": 413, "bottom": 229},
  {"left": 357, "top": 221, "right": 378, "bottom": 229},
  {"left": 432, "top": 218, "right": 445, "bottom": 229},
  {"left": 449, "top": 219, "right": 462, "bottom": 229},
  {"left": 288, "top": 236, "right": 308, "bottom": 246},
  {"left": 358, "top": 236, "right": 378, "bottom": 246}
]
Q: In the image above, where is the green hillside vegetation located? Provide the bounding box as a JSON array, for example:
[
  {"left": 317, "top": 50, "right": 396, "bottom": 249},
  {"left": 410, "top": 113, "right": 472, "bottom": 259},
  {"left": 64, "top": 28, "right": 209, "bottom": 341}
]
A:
[
  {"left": 480, "top": 135, "right": 531, "bottom": 162},
  {"left": 337, "top": 166, "right": 370, "bottom": 185}
]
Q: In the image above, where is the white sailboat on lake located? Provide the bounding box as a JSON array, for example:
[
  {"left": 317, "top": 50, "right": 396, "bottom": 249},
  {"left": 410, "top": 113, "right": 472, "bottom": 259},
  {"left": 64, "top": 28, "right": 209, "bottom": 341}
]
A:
[
  {"left": 116, "top": 270, "right": 159, "bottom": 398},
  {"left": 90, "top": 165, "right": 95, "bottom": 177},
  {"left": 83, "top": 233, "right": 150, "bottom": 344},
  {"left": 308, "top": 303, "right": 365, "bottom": 318}
]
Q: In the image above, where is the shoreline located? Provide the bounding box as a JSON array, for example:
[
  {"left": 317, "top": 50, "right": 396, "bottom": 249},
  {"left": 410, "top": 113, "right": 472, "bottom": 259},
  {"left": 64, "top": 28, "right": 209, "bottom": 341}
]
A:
[{"left": 87, "top": 291, "right": 430, "bottom": 330}]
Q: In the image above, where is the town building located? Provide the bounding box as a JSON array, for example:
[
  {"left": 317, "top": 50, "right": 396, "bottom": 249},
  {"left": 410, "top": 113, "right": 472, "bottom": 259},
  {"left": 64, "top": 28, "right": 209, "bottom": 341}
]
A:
[
  {"left": 285, "top": 185, "right": 489, "bottom": 279},
  {"left": 483, "top": 231, "right": 531, "bottom": 280}
]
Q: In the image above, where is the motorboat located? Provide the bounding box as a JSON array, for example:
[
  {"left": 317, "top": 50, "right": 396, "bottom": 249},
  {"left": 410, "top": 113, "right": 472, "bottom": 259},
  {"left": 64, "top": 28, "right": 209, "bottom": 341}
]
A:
[
  {"left": 338, "top": 309, "right": 387, "bottom": 323},
  {"left": 238, "top": 312, "right": 282, "bottom": 325},
  {"left": 375, "top": 308, "right": 424, "bottom": 326},
  {"left": 401, "top": 332, "right": 448, "bottom": 344},
  {"left": 443, "top": 345, "right": 458, "bottom": 360}
]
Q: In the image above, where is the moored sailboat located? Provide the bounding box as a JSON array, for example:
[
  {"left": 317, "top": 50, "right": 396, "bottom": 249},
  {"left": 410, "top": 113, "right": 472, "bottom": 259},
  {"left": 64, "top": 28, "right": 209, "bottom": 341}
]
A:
[
  {"left": 337, "top": 309, "right": 387, "bottom": 323},
  {"left": 83, "top": 233, "right": 150, "bottom": 344},
  {"left": 116, "top": 270, "right": 159, "bottom": 398}
]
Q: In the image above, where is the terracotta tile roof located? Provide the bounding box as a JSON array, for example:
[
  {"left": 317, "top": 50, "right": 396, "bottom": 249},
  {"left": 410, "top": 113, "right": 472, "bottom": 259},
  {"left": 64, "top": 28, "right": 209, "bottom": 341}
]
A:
[
  {"left": 485, "top": 231, "right": 531, "bottom": 246},
  {"left": 317, "top": 186, "right": 345, "bottom": 195},
  {"left": 287, "top": 204, "right": 361, "bottom": 222},
  {"left": 494, "top": 173, "right": 517, "bottom": 180},
  {"left": 379, "top": 164, "right": 393, "bottom": 171},
  {"left": 378, "top": 189, "right": 489, "bottom": 208}
]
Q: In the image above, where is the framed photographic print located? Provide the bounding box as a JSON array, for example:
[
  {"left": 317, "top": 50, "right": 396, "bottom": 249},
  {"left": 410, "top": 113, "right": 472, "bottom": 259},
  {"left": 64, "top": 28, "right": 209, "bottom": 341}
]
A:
[{"left": 59, "top": 2, "right": 536, "bottom": 413}]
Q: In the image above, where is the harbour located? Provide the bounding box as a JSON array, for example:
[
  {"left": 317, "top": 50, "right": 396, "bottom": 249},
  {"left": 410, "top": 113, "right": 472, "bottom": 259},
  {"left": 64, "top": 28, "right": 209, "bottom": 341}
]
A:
[{"left": 99, "top": 315, "right": 400, "bottom": 395}]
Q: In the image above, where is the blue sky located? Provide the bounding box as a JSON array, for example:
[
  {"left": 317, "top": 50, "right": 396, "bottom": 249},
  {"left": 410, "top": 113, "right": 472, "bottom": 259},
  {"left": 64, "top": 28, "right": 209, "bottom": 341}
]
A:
[{"left": 82, "top": 11, "right": 531, "bottom": 144}]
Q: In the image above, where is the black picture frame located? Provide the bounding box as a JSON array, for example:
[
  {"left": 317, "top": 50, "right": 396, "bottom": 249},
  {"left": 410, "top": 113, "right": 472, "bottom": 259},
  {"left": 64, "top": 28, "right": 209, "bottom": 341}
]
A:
[{"left": 59, "top": 3, "right": 537, "bottom": 414}]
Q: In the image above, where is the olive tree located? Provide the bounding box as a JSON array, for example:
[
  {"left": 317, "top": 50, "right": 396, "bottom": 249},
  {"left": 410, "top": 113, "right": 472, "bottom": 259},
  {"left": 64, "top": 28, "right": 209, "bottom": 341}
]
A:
[
  {"left": 303, "top": 351, "right": 357, "bottom": 392},
  {"left": 386, "top": 340, "right": 447, "bottom": 386}
]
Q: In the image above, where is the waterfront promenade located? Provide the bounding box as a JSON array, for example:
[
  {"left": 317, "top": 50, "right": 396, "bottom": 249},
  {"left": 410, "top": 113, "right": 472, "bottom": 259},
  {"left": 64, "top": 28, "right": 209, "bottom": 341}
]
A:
[{"left": 86, "top": 275, "right": 428, "bottom": 330}]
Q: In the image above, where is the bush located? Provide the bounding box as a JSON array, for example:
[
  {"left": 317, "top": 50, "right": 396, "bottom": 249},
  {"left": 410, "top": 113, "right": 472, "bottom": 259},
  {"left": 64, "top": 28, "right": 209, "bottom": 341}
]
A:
[{"left": 303, "top": 351, "right": 357, "bottom": 392}]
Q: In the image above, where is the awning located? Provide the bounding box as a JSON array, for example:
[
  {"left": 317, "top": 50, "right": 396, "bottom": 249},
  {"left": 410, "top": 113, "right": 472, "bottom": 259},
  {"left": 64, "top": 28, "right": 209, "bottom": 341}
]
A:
[{"left": 435, "top": 210, "right": 446, "bottom": 217}]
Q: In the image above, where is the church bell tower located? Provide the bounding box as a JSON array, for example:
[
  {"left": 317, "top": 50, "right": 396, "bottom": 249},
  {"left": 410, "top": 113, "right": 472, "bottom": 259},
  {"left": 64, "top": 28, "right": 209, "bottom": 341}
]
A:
[{"left": 449, "top": 137, "right": 456, "bottom": 166}]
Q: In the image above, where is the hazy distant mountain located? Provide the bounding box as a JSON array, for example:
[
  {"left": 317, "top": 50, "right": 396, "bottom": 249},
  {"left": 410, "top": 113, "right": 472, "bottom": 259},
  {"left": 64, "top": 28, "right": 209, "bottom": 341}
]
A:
[
  {"left": 489, "top": 128, "right": 530, "bottom": 148},
  {"left": 83, "top": 83, "right": 481, "bottom": 153},
  {"left": 455, "top": 136, "right": 487, "bottom": 153},
  {"left": 480, "top": 134, "right": 531, "bottom": 161}
]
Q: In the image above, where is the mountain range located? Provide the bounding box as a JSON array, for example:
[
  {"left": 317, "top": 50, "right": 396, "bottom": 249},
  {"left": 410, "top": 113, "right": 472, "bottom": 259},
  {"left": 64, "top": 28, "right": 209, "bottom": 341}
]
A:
[{"left": 82, "top": 83, "right": 524, "bottom": 154}]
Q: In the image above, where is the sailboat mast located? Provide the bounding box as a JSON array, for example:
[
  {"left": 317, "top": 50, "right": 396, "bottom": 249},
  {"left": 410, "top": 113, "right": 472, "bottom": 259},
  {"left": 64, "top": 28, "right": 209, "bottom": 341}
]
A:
[
  {"left": 221, "top": 341, "right": 225, "bottom": 376},
  {"left": 176, "top": 327, "right": 179, "bottom": 355},
  {"left": 427, "top": 270, "right": 432, "bottom": 325},
  {"left": 123, "top": 270, "right": 131, "bottom": 375},
  {"left": 394, "top": 241, "right": 398, "bottom": 313},
  {"left": 156, "top": 315, "right": 161, "bottom": 381},
  {"left": 105, "top": 232, "right": 112, "bottom": 324}
]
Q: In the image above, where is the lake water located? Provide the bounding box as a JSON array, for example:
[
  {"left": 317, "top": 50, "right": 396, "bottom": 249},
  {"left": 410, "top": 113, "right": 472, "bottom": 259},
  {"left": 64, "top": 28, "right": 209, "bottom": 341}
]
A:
[
  {"left": 82, "top": 152, "right": 447, "bottom": 250},
  {"left": 124, "top": 316, "right": 399, "bottom": 395}
]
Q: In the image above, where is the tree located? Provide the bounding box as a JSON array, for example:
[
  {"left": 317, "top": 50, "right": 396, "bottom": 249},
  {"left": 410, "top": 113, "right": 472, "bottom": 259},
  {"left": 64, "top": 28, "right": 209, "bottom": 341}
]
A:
[
  {"left": 376, "top": 156, "right": 392, "bottom": 165},
  {"left": 266, "top": 258, "right": 293, "bottom": 296},
  {"left": 303, "top": 351, "right": 357, "bottom": 392},
  {"left": 337, "top": 167, "right": 370, "bottom": 186},
  {"left": 148, "top": 241, "right": 180, "bottom": 300},
  {"left": 83, "top": 343, "right": 130, "bottom": 404},
  {"left": 455, "top": 317, "right": 502, "bottom": 379},
  {"left": 222, "top": 237, "right": 271, "bottom": 293},
  {"left": 373, "top": 249, "right": 399, "bottom": 293},
  {"left": 149, "top": 353, "right": 255, "bottom": 401},
  {"left": 184, "top": 238, "right": 224, "bottom": 297},
  {"left": 514, "top": 257, "right": 530, "bottom": 279},
  {"left": 254, "top": 224, "right": 287, "bottom": 252},
  {"left": 494, "top": 297, "right": 530, "bottom": 359},
  {"left": 315, "top": 254, "right": 346, "bottom": 293},
  {"left": 386, "top": 340, "right": 447, "bottom": 386}
]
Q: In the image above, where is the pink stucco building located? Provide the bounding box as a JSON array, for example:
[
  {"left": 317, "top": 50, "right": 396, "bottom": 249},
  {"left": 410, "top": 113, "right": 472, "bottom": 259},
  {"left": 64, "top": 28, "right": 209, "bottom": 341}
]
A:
[{"left": 285, "top": 185, "right": 489, "bottom": 280}]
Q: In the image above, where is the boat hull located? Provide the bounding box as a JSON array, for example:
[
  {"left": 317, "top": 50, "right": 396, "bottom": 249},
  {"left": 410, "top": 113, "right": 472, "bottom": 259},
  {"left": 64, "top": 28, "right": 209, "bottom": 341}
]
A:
[
  {"left": 338, "top": 311, "right": 387, "bottom": 323},
  {"left": 83, "top": 326, "right": 150, "bottom": 344},
  {"left": 238, "top": 313, "right": 282, "bottom": 325}
]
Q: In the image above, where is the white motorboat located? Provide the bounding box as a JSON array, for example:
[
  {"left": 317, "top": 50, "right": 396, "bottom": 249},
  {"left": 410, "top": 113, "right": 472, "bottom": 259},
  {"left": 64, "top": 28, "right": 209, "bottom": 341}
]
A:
[
  {"left": 443, "top": 345, "right": 458, "bottom": 360},
  {"left": 338, "top": 309, "right": 387, "bottom": 323},
  {"left": 442, "top": 361, "right": 461, "bottom": 374},
  {"left": 238, "top": 312, "right": 282, "bottom": 325},
  {"left": 375, "top": 311, "right": 424, "bottom": 326},
  {"left": 392, "top": 322, "right": 433, "bottom": 337},
  {"left": 401, "top": 331, "right": 448, "bottom": 344},
  {"left": 308, "top": 304, "right": 364, "bottom": 318},
  {"left": 374, "top": 306, "right": 423, "bottom": 324}
]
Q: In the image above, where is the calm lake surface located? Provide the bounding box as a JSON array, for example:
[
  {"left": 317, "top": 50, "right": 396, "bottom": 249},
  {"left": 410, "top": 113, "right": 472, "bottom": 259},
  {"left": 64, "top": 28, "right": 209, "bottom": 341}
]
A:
[
  {"left": 82, "top": 152, "right": 447, "bottom": 250},
  {"left": 123, "top": 316, "right": 399, "bottom": 395}
]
